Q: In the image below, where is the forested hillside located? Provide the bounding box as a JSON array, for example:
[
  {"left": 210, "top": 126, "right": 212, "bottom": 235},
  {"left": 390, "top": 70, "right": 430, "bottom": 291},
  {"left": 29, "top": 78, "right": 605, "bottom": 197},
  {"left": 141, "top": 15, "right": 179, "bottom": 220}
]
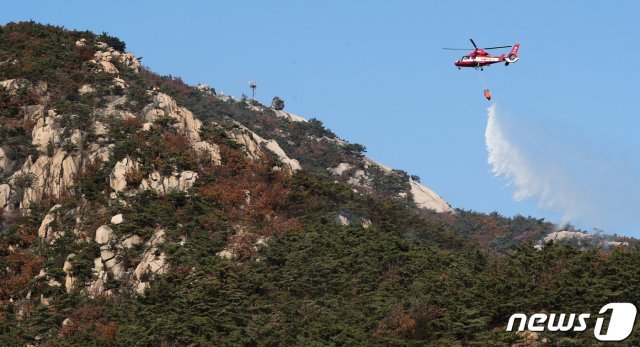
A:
[{"left": 0, "top": 22, "right": 637, "bottom": 346}]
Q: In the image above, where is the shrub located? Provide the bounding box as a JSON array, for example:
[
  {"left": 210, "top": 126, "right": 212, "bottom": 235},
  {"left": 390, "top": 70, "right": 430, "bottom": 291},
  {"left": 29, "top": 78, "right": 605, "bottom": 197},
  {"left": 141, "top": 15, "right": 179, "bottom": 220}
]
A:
[{"left": 97, "top": 32, "right": 126, "bottom": 52}]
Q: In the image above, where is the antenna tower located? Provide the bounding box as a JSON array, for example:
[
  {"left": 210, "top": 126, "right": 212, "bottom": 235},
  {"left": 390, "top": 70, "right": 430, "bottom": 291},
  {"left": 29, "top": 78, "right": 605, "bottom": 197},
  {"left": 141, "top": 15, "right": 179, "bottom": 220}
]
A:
[{"left": 248, "top": 80, "right": 256, "bottom": 99}]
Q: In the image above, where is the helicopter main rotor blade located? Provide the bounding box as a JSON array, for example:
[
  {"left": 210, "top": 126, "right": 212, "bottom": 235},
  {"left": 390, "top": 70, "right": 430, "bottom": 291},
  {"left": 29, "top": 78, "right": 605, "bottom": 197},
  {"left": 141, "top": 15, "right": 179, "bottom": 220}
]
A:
[
  {"left": 482, "top": 46, "right": 512, "bottom": 50},
  {"left": 442, "top": 48, "right": 473, "bottom": 50},
  {"left": 470, "top": 38, "right": 478, "bottom": 50}
]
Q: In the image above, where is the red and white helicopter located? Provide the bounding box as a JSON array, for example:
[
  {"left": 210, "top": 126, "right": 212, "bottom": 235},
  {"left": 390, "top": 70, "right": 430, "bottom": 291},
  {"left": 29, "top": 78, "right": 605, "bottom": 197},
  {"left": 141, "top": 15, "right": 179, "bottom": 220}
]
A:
[{"left": 444, "top": 39, "right": 519, "bottom": 70}]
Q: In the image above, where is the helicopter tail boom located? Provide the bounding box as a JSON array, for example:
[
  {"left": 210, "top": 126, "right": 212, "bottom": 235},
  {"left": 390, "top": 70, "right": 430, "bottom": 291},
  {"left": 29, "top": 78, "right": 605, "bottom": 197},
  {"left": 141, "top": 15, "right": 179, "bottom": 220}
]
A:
[{"left": 505, "top": 43, "right": 520, "bottom": 63}]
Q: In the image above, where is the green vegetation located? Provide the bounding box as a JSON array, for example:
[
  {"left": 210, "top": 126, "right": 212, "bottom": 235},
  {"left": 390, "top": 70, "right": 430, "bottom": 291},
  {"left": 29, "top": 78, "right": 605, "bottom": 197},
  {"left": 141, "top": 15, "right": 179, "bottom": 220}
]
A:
[{"left": 4, "top": 171, "right": 640, "bottom": 345}]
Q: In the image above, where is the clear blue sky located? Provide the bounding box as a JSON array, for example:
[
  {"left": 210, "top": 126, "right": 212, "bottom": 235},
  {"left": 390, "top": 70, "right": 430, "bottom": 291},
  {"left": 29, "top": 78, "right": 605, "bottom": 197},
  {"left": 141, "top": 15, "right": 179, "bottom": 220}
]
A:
[{"left": 3, "top": 1, "right": 640, "bottom": 235}]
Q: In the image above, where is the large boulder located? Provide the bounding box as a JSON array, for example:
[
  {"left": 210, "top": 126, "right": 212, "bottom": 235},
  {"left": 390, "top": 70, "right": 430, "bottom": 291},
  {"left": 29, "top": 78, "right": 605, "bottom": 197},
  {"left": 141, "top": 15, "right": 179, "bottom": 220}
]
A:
[
  {"left": 271, "top": 96, "right": 285, "bottom": 111},
  {"left": 195, "top": 83, "right": 215, "bottom": 95},
  {"left": 37, "top": 204, "right": 62, "bottom": 242},
  {"left": 111, "top": 214, "right": 123, "bottom": 225},
  {"left": 95, "top": 225, "right": 114, "bottom": 244},
  {"left": 109, "top": 157, "right": 139, "bottom": 192}
]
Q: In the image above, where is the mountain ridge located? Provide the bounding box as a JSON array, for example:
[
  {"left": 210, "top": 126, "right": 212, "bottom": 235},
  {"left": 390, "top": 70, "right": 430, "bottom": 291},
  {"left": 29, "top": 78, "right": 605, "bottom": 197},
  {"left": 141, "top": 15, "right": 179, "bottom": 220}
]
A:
[{"left": 0, "top": 22, "right": 637, "bottom": 346}]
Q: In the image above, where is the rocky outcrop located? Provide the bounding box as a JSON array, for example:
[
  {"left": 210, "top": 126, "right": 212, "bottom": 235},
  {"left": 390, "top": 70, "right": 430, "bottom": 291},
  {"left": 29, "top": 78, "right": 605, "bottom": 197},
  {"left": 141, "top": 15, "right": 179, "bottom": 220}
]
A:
[
  {"left": 109, "top": 157, "right": 200, "bottom": 195},
  {"left": 0, "top": 101, "right": 85, "bottom": 209},
  {"left": 142, "top": 93, "right": 221, "bottom": 164},
  {"left": 120, "top": 234, "right": 142, "bottom": 249},
  {"left": 193, "top": 141, "right": 221, "bottom": 165},
  {"left": 329, "top": 163, "right": 353, "bottom": 176},
  {"left": 37, "top": 204, "right": 62, "bottom": 243},
  {"left": 264, "top": 139, "right": 302, "bottom": 171},
  {"left": 95, "top": 95, "right": 136, "bottom": 120},
  {"left": 605, "top": 240, "right": 629, "bottom": 247},
  {"left": 0, "top": 78, "right": 48, "bottom": 105},
  {"left": 83, "top": 224, "right": 166, "bottom": 296},
  {"left": 543, "top": 230, "right": 590, "bottom": 243},
  {"left": 0, "top": 184, "right": 12, "bottom": 211},
  {"left": 112, "top": 77, "right": 128, "bottom": 89},
  {"left": 139, "top": 171, "right": 198, "bottom": 195},
  {"left": 89, "top": 224, "right": 128, "bottom": 296},
  {"left": 0, "top": 79, "right": 46, "bottom": 98},
  {"left": 330, "top": 156, "right": 452, "bottom": 213},
  {"left": 195, "top": 83, "right": 215, "bottom": 94},
  {"left": 63, "top": 254, "right": 75, "bottom": 294},
  {"left": 21, "top": 104, "right": 45, "bottom": 120},
  {"left": 109, "top": 157, "right": 139, "bottom": 192},
  {"left": 111, "top": 214, "right": 123, "bottom": 225},
  {"left": 116, "top": 52, "right": 141, "bottom": 73},
  {"left": 515, "top": 330, "right": 549, "bottom": 346},
  {"left": 134, "top": 229, "right": 167, "bottom": 294},
  {"left": 143, "top": 93, "right": 199, "bottom": 141},
  {"left": 11, "top": 150, "right": 79, "bottom": 209},
  {"left": 0, "top": 147, "right": 15, "bottom": 174},
  {"left": 273, "top": 109, "right": 307, "bottom": 123},
  {"left": 409, "top": 179, "right": 452, "bottom": 213},
  {"left": 271, "top": 96, "right": 285, "bottom": 110},
  {"left": 90, "top": 44, "right": 140, "bottom": 74},
  {"left": 364, "top": 157, "right": 392, "bottom": 173},
  {"left": 37, "top": 211, "right": 56, "bottom": 239},
  {"left": 95, "top": 225, "right": 115, "bottom": 244},
  {"left": 227, "top": 127, "right": 264, "bottom": 161},
  {"left": 78, "top": 84, "right": 95, "bottom": 95},
  {"left": 83, "top": 144, "right": 112, "bottom": 170},
  {"left": 31, "top": 109, "right": 62, "bottom": 152},
  {"left": 89, "top": 250, "right": 124, "bottom": 296},
  {"left": 227, "top": 124, "right": 301, "bottom": 172},
  {"left": 0, "top": 78, "right": 31, "bottom": 93},
  {"left": 92, "top": 121, "right": 109, "bottom": 136}
]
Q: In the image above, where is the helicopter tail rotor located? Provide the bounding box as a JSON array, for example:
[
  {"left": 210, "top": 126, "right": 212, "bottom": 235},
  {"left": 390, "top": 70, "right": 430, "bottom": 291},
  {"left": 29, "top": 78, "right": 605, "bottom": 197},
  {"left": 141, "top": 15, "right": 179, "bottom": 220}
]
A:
[{"left": 505, "top": 43, "right": 520, "bottom": 63}]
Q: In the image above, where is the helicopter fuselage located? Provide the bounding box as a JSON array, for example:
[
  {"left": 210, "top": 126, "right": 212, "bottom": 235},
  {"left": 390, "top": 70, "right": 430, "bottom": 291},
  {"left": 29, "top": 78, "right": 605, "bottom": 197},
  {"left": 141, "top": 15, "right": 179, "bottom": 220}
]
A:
[{"left": 454, "top": 52, "right": 505, "bottom": 68}]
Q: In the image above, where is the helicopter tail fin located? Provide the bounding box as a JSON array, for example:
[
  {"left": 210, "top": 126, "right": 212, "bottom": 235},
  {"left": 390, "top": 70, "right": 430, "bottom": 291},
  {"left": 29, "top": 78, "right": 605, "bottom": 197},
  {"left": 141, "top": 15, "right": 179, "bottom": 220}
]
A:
[
  {"left": 505, "top": 44, "right": 520, "bottom": 63},
  {"left": 509, "top": 44, "right": 520, "bottom": 57}
]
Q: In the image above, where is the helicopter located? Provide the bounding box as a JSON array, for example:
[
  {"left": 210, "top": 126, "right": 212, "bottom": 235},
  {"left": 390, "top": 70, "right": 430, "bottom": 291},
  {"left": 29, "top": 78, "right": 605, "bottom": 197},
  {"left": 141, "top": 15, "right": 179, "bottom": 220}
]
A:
[{"left": 444, "top": 39, "right": 519, "bottom": 70}]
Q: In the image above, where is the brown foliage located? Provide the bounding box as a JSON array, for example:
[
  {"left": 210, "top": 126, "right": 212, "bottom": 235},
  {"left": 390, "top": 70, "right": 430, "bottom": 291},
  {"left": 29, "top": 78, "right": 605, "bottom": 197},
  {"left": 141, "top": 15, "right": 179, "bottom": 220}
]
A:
[
  {"left": 125, "top": 169, "right": 145, "bottom": 188},
  {"left": 75, "top": 45, "right": 94, "bottom": 61},
  {"left": 139, "top": 70, "right": 193, "bottom": 100},
  {"left": 0, "top": 117, "right": 37, "bottom": 132},
  {"left": 60, "top": 304, "right": 119, "bottom": 342},
  {"left": 122, "top": 116, "right": 143, "bottom": 132},
  {"left": 0, "top": 251, "right": 43, "bottom": 299},
  {"left": 373, "top": 304, "right": 417, "bottom": 337},
  {"left": 162, "top": 131, "right": 192, "bottom": 153},
  {"left": 198, "top": 144, "right": 301, "bottom": 259}
]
